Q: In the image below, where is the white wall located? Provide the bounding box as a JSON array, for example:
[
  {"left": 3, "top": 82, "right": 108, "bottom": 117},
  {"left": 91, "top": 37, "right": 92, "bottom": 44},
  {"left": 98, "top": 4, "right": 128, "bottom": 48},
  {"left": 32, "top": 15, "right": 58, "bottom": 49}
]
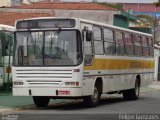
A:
[
  {"left": 0, "top": 8, "right": 118, "bottom": 25},
  {"left": 23, "top": 0, "right": 42, "bottom": 4},
  {"left": 54, "top": 10, "right": 118, "bottom": 25},
  {"left": 129, "top": 21, "right": 136, "bottom": 27},
  {"left": 154, "top": 49, "right": 160, "bottom": 81},
  {"left": 0, "top": 0, "right": 11, "bottom": 7},
  {"left": 23, "top": 0, "right": 31, "bottom": 4}
]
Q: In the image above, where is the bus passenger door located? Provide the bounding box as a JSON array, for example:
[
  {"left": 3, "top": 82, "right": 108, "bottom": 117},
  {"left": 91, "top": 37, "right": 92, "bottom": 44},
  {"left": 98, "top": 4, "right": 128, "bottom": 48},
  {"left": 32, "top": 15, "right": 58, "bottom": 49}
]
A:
[
  {"left": 81, "top": 23, "right": 95, "bottom": 95},
  {"left": 81, "top": 23, "right": 94, "bottom": 65}
]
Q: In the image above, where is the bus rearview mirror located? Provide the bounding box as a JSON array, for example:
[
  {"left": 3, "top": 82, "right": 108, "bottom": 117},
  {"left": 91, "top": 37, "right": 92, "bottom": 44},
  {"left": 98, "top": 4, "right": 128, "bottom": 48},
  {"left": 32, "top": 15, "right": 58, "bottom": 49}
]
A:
[{"left": 86, "top": 31, "right": 93, "bottom": 42}]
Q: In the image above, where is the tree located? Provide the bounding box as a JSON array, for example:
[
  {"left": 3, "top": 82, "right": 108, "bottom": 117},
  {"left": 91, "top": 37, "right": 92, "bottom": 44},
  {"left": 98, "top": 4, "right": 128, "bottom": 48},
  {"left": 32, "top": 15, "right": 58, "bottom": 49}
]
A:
[
  {"left": 92, "top": 0, "right": 97, "bottom": 2},
  {"left": 136, "top": 14, "right": 154, "bottom": 28}
]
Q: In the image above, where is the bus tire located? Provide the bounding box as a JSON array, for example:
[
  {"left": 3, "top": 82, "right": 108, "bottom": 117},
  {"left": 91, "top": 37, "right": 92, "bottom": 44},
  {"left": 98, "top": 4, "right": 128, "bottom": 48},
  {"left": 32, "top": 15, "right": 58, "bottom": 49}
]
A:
[
  {"left": 83, "top": 84, "right": 101, "bottom": 107},
  {"left": 123, "top": 79, "right": 140, "bottom": 100},
  {"left": 33, "top": 96, "right": 50, "bottom": 107}
]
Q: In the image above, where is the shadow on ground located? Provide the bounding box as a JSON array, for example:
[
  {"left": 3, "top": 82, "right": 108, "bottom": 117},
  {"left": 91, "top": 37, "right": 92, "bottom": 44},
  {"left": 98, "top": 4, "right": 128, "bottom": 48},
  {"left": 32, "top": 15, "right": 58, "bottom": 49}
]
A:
[{"left": 17, "top": 96, "right": 130, "bottom": 111}]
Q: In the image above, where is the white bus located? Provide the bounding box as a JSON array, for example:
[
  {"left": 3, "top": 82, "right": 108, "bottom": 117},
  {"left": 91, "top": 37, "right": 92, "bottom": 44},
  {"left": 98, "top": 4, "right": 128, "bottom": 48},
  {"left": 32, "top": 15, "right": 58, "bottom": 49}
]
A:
[
  {"left": 12, "top": 17, "right": 154, "bottom": 107},
  {"left": 0, "top": 24, "right": 15, "bottom": 88}
]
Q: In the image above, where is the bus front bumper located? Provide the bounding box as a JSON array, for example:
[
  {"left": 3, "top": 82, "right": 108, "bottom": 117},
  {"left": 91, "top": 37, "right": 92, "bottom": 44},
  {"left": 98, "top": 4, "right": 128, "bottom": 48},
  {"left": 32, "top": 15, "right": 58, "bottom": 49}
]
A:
[{"left": 13, "top": 87, "right": 83, "bottom": 97}]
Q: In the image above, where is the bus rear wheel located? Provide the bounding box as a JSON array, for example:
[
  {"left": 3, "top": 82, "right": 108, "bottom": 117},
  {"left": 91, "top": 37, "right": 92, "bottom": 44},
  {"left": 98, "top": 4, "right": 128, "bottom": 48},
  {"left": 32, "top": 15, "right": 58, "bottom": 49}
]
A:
[
  {"left": 123, "top": 79, "right": 140, "bottom": 100},
  {"left": 83, "top": 84, "right": 101, "bottom": 107},
  {"left": 33, "top": 96, "right": 50, "bottom": 107}
]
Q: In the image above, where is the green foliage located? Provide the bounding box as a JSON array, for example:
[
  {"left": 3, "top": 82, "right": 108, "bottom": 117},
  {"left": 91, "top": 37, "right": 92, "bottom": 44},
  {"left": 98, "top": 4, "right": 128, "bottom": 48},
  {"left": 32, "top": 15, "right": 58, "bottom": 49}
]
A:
[
  {"left": 92, "top": 0, "right": 97, "bottom": 2},
  {"left": 97, "top": 2, "right": 123, "bottom": 10},
  {"left": 136, "top": 14, "right": 154, "bottom": 28},
  {"left": 137, "top": 14, "right": 154, "bottom": 22}
]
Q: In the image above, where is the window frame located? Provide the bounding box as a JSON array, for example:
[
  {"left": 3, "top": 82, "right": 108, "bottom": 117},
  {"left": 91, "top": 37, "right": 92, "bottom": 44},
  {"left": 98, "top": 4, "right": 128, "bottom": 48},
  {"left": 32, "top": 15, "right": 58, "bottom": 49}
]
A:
[
  {"left": 133, "top": 34, "right": 143, "bottom": 56},
  {"left": 115, "top": 30, "right": 125, "bottom": 56},
  {"left": 124, "top": 32, "right": 135, "bottom": 56},
  {"left": 141, "top": 36, "right": 150, "bottom": 57},
  {"left": 103, "top": 27, "right": 116, "bottom": 55},
  {"left": 93, "top": 25, "right": 104, "bottom": 55}
]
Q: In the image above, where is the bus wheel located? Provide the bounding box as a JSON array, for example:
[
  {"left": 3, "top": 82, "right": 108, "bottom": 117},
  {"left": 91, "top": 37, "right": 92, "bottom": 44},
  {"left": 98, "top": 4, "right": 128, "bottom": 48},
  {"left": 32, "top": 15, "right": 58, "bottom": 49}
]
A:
[
  {"left": 33, "top": 96, "right": 50, "bottom": 107},
  {"left": 83, "top": 84, "right": 100, "bottom": 107},
  {"left": 123, "top": 79, "right": 140, "bottom": 100}
]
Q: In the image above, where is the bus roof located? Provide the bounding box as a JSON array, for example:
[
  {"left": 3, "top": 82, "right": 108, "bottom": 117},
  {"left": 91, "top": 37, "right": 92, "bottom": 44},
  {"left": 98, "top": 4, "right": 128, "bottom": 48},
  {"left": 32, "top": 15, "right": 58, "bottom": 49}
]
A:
[
  {"left": 15, "top": 17, "right": 153, "bottom": 37},
  {"left": 79, "top": 18, "right": 153, "bottom": 37}
]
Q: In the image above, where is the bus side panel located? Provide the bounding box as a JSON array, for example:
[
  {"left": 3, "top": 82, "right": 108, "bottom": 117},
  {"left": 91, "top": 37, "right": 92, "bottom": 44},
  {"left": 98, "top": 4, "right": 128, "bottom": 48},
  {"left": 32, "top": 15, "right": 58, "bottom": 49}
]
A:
[{"left": 82, "top": 75, "right": 96, "bottom": 96}]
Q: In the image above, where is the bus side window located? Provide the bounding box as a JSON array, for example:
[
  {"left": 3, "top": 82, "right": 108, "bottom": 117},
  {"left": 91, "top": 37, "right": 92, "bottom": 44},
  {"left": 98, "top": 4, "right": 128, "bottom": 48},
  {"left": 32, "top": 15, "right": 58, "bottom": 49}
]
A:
[
  {"left": 133, "top": 35, "right": 142, "bottom": 56},
  {"left": 115, "top": 31, "right": 125, "bottom": 56},
  {"left": 142, "top": 37, "right": 149, "bottom": 56},
  {"left": 148, "top": 38, "right": 154, "bottom": 56},
  {"left": 104, "top": 28, "right": 115, "bottom": 55},
  {"left": 83, "top": 30, "right": 94, "bottom": 65},
  {"left": 93, "top": 26, "right": 104, "bottom": 55},
  {"left": 124, "top": 33, "right": 134, "bottom": 56}
]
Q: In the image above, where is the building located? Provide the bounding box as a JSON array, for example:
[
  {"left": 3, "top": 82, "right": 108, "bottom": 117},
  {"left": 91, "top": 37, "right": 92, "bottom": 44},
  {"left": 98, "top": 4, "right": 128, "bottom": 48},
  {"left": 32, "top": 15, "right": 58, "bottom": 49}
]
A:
[
  {"left": 0, "top": 2, "right": 136, "bottom": 28},
  {"left": 96, "top": 0, "right": 157, "bottom": 3},
  {"left": 23, "top": 0, "right": 61, "bottom": 4},
  {"left": 0, "top": 12, "right": 52, "bottom": 26},
  {"left": 0, "top": 0, "right": 24, "bottom": 7},
  {"left": 123, "top": 3, "right": 160, "bottom": 17},
  {"left": 13, "top": 2, "right": 118, "bottom": 25},
  {"left": 0, "top": 0, "right": 61, "bottom": 7}
]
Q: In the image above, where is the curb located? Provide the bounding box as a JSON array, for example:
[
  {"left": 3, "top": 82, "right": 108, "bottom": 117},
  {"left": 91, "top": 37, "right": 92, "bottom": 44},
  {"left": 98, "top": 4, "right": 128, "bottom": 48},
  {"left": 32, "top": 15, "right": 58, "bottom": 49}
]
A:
[
  {"left": 141, "top": 86, "right": 160, "bottom": 93},
  {"left": 0, "top": 107, "right": 13, "bottom": 113}
]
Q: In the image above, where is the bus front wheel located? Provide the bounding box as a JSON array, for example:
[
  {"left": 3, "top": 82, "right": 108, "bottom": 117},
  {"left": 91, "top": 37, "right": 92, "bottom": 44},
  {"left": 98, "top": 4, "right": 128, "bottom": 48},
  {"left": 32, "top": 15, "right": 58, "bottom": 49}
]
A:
[
  {"left": 83, "top": 84, "right": 101, "bottom": 107},
  {"left": 33, "top": 96, "right": 50, "bottom": 107}
]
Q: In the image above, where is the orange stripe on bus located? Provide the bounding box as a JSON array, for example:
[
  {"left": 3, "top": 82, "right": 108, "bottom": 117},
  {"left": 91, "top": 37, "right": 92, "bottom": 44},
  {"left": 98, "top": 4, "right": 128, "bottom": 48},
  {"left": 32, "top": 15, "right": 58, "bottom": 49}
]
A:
[{"left": 84, "top": 59, "right": 154, "bottom": 70}]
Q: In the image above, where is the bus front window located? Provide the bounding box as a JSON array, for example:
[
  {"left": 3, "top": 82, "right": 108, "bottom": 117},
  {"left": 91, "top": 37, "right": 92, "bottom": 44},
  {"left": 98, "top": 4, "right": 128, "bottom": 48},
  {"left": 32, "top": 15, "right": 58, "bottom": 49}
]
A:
[{"left": 14, "top": 30, "right": 82, "bottom": 66}]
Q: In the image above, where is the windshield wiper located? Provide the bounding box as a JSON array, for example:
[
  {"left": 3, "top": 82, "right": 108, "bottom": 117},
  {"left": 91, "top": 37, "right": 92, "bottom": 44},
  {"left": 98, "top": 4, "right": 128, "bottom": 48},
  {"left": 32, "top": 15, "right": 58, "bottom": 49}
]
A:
[
  {"left": 26, "top": 32, "right": 35, "bottom": 44},
  {"left": 50, "top": 28, "right": 62, "bottom": 44}
]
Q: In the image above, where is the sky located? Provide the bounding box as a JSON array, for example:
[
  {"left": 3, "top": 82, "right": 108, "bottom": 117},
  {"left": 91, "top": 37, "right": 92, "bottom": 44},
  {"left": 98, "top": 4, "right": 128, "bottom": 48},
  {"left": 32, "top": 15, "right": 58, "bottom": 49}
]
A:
[{"left": 61, "top": 0, "right": 158, "bottom": 3}]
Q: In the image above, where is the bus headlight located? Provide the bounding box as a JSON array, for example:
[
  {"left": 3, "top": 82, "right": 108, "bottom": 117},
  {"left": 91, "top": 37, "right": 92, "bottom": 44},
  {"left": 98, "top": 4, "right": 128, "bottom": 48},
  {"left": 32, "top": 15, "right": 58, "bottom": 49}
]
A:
[{"left": 65, "top": 82, "right": 79, "bottom": 86}]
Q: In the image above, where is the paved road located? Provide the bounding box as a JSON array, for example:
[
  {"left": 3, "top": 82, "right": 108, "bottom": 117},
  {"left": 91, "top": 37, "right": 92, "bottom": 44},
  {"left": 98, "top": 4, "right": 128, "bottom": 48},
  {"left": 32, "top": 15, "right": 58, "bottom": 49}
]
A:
[{"left": 1, "top": 91, "right": 160, "bottom": 120}]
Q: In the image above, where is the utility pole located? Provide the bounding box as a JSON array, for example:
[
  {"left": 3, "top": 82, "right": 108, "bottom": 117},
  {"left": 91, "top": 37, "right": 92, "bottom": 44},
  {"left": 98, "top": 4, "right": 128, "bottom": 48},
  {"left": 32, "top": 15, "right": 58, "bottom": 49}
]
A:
[{"left": 154, "top": 14, "right": 157, "bottom": 45}]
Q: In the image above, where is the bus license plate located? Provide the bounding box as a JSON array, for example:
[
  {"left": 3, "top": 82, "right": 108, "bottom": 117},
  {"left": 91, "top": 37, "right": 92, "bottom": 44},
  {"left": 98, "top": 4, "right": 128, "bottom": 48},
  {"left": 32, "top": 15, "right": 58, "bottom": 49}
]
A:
[{"left": 58, "top": 90, "right": 70, "bottom": 95}]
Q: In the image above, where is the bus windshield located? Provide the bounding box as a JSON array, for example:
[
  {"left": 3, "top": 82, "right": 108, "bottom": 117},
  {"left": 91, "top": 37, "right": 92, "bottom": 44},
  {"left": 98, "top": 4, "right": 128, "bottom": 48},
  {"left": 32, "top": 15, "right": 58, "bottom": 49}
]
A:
[{"left": 14, "top": 30, "right": 82, "bottom": 66}]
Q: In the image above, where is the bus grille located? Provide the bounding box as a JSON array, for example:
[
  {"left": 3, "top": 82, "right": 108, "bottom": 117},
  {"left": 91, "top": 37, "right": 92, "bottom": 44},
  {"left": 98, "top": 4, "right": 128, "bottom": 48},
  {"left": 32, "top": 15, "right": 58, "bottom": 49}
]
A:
[{"left": 15, "top": 68, "right": 73, "bottom": 87}]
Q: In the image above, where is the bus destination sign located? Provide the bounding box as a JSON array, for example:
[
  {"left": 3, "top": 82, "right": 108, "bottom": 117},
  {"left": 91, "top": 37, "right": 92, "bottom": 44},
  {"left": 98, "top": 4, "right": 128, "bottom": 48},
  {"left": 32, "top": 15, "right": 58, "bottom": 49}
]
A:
[{"left": 16, "top": 19, "right": 76, "bottom": 29}]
